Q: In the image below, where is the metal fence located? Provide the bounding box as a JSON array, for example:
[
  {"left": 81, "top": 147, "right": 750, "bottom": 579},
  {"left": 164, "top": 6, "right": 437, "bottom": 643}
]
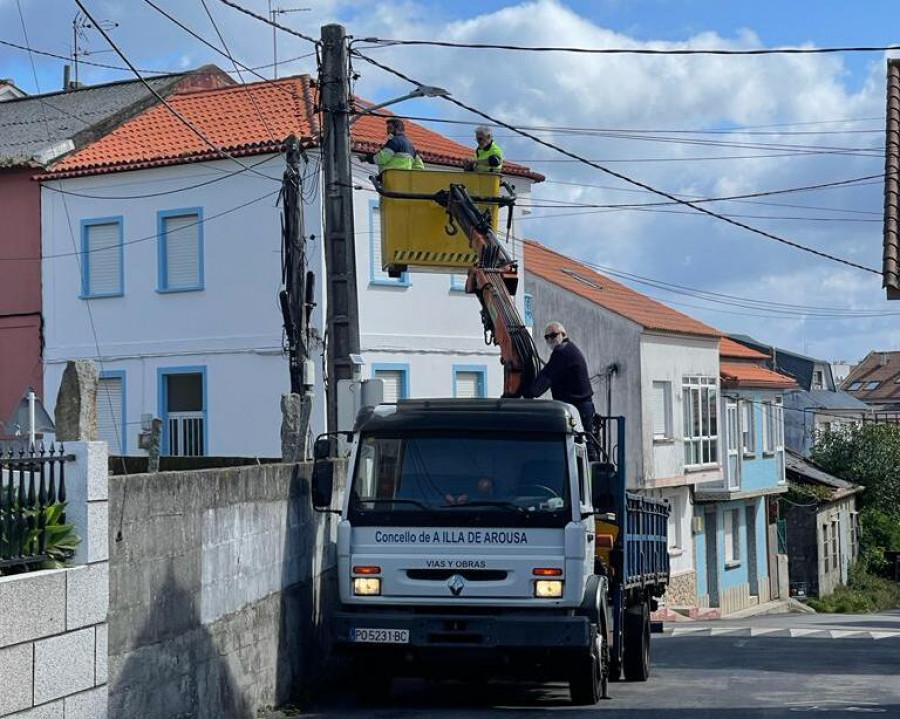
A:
[{"left": 0, "top": 444, "right": 72, "bottom": 571}]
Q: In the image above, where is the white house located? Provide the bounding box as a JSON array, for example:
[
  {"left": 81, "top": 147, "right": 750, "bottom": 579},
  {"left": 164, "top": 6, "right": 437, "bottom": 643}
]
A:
[
  {"left": 39, "top": 76, "right": 540, "bottom": 457},
  {"left": 524, "top": 240, "right": 722, "bottom": 610}
]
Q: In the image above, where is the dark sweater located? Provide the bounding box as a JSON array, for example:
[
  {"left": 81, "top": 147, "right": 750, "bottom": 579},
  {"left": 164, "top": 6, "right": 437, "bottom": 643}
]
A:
[{"left": 530, "top": 339, "right": 593, "bottom": 404}]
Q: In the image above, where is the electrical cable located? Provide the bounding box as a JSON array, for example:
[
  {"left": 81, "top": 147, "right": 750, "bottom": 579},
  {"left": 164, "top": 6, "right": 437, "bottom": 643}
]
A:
[
  {"left": 215, "top": 0, "right": 319, "bottom": 44},
  {"left": 39, "top": 154, "right": 281, "bottom": 200},
  {"left": 197, "top": 0, "right": 277, "bottom": 140},
  {"left": 73, "top": 0, "right": 280, "bottom": 184},
  {"left": 0, "top": 36, "right": 315, "bottom": 76},
  {"left": 357, "top": 36, "right": 900, "bottom": 56},
  {"left": 350, "top": 49, "right": 881, "bottom": 275},
  {"left": 0, "top": 189, "right": 279, "bottom": 262},
  {"left": 142, "top": 0, "right": 301, "bottom": 102}
]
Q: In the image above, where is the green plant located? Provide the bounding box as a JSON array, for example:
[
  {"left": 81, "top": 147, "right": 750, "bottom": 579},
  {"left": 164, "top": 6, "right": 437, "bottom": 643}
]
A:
[
  {"left": 0, "top": 501, "right": 80, "bottom": 575},
  {"left": 807, "top": 563, "right": 900, "bottom": 613}
]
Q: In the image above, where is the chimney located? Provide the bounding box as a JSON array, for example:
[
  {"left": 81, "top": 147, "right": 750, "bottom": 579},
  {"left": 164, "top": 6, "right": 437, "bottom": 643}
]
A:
[
  {"left": 881, "top": 352, "right": 889, "bottom": 366},
  {"left": 63, "top": 65, "right": 71, "bottom": 91}
]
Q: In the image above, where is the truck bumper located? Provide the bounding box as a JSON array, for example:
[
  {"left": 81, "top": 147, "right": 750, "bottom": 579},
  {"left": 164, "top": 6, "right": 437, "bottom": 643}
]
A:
[{"left": 332, "top": 610, "right": 591, "bottom": 678}]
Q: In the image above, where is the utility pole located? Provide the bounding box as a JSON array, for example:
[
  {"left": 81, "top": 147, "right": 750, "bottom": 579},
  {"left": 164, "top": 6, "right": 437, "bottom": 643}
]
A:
[{"left": 320, "top": 23, "right": 360, "bottom": 434}]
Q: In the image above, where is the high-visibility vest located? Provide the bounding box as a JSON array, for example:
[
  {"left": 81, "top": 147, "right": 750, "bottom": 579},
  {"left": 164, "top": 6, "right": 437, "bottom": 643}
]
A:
[
  {"left": 375, "top": 133, "right": 420, "bottom": 170},
  {"left": 474, "top": 141, "right": 504, "bottom": 172}
]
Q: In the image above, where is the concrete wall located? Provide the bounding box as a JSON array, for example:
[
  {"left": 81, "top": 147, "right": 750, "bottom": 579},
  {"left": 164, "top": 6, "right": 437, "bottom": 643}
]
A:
[
  {"left": 524, "top": 274, "right": 644, "bottom": 486},
  {"left": 0, "top": 442, "right": 109, "bottom": 718},
  {"left": 0, "top": 168, "right": 43, "bottom": 426},
  {"left": 107, "top": 461, "right": 340, "bottom": 718}
]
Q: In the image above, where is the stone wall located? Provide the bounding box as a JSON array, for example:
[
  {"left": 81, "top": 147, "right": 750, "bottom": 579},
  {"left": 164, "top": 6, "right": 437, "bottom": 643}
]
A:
[
  {"left": 107, "top": 461, "right": 341, "bottom": 718},
  {"left": 663, "top": 570, "right": 697, "bottom": 607},
  {"left": 0, "top": 442, "right": 109, "bottom": 719}
]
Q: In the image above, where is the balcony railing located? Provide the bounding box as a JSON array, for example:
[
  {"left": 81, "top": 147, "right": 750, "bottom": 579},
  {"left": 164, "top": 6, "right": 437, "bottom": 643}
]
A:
[{"left": 167, "top": 412, "right": 205, "bottom": 456}]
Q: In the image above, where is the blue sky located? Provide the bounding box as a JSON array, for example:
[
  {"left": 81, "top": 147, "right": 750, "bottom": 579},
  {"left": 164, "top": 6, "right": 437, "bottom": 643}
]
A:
[{"left": 2, "top": 0, "right": 898, "bottom": 361}]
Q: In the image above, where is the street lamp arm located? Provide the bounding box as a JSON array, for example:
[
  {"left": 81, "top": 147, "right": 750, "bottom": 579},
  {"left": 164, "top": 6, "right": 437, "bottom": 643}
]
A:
[{"left": 350, "top": 85, "right": 449, "bottom": 124}]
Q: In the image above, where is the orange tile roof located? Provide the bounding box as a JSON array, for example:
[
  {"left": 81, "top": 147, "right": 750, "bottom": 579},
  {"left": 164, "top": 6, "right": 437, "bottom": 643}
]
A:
[
  {"left": 524, "top": 240, "right": 720, "bottom": 338},
  {"left": 44, "top": 75, "right": 542, "bottom": 181},
  {"left": 720, "top": 337, "right": 769, "bottom": 360},
  {"left": 720, "top": 361, "right": 797, "bottom": 389}
]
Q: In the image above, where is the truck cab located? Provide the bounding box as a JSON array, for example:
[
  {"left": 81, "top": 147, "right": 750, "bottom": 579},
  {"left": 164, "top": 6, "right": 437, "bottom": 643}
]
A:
[{"left": 312, "top": 398, "right": 666, "bottom": 705}]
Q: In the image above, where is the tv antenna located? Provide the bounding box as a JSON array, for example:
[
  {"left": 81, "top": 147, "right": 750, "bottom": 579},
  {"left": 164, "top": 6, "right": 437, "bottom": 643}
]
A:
[
  {"left": 72, "top": 11, "right": 119, "bottom": 87},
  {"left": 268, "top": 3, "right": 311, "bottom": 79}
]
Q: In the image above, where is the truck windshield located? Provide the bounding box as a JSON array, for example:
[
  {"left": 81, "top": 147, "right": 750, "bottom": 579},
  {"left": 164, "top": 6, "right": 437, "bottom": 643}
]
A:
[{"left": 348, "top": 432, "right": 570, "bottom": 527}]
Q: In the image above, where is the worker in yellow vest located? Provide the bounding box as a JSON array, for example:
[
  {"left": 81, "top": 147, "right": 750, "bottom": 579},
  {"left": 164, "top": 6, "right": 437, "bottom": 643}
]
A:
[
  {"left": 373, "top": 118, "right": 425, "bottom": 171},
  {"left": 464, "top": 125, "right": 503, "bottom": 173}
]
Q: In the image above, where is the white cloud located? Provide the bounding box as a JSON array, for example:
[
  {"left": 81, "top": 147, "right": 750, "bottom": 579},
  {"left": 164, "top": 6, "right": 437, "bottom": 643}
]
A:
[{"left": 2, "top": 0, "right": 893, "bottom": 359}]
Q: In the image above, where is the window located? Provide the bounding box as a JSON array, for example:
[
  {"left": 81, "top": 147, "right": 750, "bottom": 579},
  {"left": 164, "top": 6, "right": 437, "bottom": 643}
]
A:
[
  {"left": 159, "top": 367, "right": 206, "bottom": 456},
  {"left": 523, "top": 293, "right": 534, "bottom": 329},
  {"left": 450, "top": 274, "right": 467, "bottom": 292},
  {"left": 851, "top": 512, "right": 860, "bottom": 558},
  {"left": 763, "top": 397, "right": 784, "bottom": 454},
  {"left": 822, "top": 524, "right": 830, "bottom": 573},
  {"left": 652, "top": 381, "right": 672, "bottom": 439},
  {"left": 97, "top": 372, "right": 125, "bottom": 454},
  {"left": 453, "top": 366, "right": 486, "bottom": 398},
  {"left": 158, "top": 209, "right": 203, "bottom": 291},
  {"left": 812, "top": 369, "right": 825, "bottom": 390},
  {"left": 832, "top": 519, "right": 839, "bottom": 570},
  {"left": 724, "top": 508, "right": 740, "bottom": 564},
  {"left": 682, "top": 376, "right": 718, "bottom": 466},
  {"left": 740, "top": 401, "right": 755, "bottom": 455},
  {"left": 373, "top": 364, "right": 409, "bottom": 402},
  {"left": 848, "top": 381, "right": 862, "bottom": 391},
  {"left": 725, "top": 401, "right": 740, "bottom": 489},
  {"left": 865, "top": 380, "right": 880, "bottom": 390},
  {"left": 369, "top": 202, "right": 410, "bottom": 286},
  {"left": 81, "top": 218, "right": 123, "bottom": 297}
]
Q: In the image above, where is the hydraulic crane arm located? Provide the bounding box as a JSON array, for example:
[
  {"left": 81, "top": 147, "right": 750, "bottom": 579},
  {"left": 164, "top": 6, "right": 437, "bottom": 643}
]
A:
[{"left": 373, "top": 179, "right": 542, "bottom": 398}]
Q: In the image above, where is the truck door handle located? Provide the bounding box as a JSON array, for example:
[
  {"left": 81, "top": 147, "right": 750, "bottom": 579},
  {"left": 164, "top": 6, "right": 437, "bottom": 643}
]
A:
[{"left": 586, "top": 534, "right": 594, "bottom": 542}]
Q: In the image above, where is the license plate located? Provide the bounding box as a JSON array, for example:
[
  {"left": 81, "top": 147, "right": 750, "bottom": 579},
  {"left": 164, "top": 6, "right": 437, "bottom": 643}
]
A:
[{"left": 351, "top": 628, "right": 410, "bottom": 644}]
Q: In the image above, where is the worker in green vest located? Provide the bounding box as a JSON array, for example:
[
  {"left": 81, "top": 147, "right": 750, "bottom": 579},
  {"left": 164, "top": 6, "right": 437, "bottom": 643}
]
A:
[
  {"left": 464, "top": 125, "right": 503, "bottom": 173},
  {"left": 373, "top": 118, "right": 425, "bottom": 172}
]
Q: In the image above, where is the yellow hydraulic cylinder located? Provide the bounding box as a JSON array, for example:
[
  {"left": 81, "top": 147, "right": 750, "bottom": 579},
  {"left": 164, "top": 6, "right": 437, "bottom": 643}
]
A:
[{"left": 378, "top": 169, "right": 501, "bottom": 275}]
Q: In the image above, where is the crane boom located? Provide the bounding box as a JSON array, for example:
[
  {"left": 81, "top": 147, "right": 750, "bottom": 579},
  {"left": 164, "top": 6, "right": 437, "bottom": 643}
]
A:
[{"left": 373, "top": 178, "right": 541, "bottom": 397}]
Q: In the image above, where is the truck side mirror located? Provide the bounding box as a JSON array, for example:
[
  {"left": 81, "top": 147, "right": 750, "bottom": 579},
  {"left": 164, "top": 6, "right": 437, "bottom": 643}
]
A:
[
  {"left": 591, "top": 461, "right": 618, "bottom": 512},
  {"left": 313, "top": 436, "right": 334, "bottom": 460},
  {"left": 312, "top": 460, "right": 335, "bottom": 509}
]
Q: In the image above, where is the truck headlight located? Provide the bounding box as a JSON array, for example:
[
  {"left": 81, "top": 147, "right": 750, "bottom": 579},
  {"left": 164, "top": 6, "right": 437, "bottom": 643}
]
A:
[
  {"left": 353, "top": 577, "right": 382, "bottom": 596},
  {"left": 535, "top": 580, "right": 564, "bottom": 598}
]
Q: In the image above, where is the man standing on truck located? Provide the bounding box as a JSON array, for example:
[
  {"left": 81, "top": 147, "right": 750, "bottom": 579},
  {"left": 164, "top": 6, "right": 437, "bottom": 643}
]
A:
[
  {"left": 530, "top": 322, "right": 595, "bottom": 434},
  {"left": 464, "top": 125, "right": 504, "bottom": 173},
  {"left": 373, "top": 118, "right": 425, "bottom": 172}
]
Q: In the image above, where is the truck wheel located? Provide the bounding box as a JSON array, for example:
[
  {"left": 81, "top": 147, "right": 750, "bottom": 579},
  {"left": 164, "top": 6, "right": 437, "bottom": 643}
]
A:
[
  {"left": 569, "top": 626, "right": 605, "bottom": 705},
  {"left": 623, "top": 601, "right": 650, "bottom": 682},
  {"left": 354, "top": 663, "right": 393, "bottom": 704}
]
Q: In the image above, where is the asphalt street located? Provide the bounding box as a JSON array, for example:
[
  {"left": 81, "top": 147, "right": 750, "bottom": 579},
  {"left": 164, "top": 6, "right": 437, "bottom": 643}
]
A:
[{"left": 278, "top": 611, "right": 900, "bottom": 718}]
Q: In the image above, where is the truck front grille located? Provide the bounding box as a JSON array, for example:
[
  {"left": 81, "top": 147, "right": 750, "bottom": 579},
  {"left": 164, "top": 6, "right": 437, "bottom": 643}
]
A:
[{"left": 406, "top": 569, "right": 508, "bottom": 582}]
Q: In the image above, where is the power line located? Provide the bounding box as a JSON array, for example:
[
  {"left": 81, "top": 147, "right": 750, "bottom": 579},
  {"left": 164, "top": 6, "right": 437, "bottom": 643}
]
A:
[
  {"left": 40, "top": 154, "right": 280, "bottom": 200},
  {"left": 519, "top": 205, "right": 880, "bottom": 223},
  {"left": 351, "top": 50, "right": 881, "bottom": 276},
  {"left": 197, "top": 0, "right": 277, "bottom": 139},
  {"left": 72, "top": 0, "right": 278, "bottom": 184},
  {"left": 1, "top": 189, "right": 279, "bottom": 262},
  {"left": 215, "top": 0, "right": 318, "bottom": 44},
  {"left": 0, "top": 36, "right": 315, "bottom": 76},
  {"left": 357, "top": 36, "right": 900, "bottom": 56},
  {"left": 142, "top": 0, "right": 298, "bottom": 100}
]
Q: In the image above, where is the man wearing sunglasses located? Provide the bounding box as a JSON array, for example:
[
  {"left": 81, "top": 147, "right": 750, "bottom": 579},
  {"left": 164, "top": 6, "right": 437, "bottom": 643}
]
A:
[{"left": 530, "top": 322, "right": 596, "bottom": 435}]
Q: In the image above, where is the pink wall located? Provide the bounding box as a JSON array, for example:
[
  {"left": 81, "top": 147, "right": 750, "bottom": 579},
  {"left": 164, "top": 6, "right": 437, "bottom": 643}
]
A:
[{"left": 0, "top": 168, "right": 42, "bottom": 431}]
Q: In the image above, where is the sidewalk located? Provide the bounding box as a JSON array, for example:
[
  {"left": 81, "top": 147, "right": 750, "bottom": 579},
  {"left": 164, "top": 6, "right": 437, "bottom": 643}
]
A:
[{"left": 653, "top": 598, "right": 809, "bottom": 623}]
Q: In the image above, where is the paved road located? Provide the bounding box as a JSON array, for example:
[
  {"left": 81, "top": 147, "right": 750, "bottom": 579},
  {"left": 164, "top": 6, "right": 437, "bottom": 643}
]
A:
[{"left": 278, "top": 611, "right": 900, "bottom": 718}]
